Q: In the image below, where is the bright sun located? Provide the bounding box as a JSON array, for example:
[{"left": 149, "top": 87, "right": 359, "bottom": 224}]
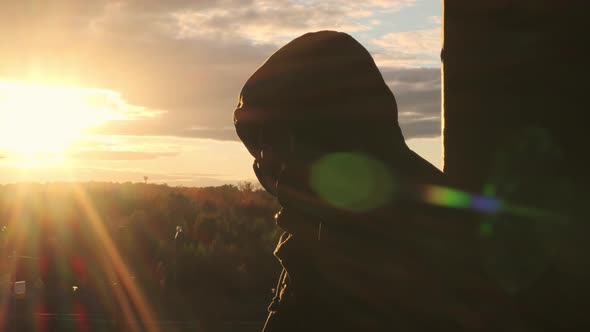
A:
[{"left": 0, "top": 81, "right": 121, "bottom": 162}]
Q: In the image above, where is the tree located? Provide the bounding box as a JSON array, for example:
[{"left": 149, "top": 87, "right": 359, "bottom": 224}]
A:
[{"left": 238, "top": 181, "right": 255, "bottom": 193}]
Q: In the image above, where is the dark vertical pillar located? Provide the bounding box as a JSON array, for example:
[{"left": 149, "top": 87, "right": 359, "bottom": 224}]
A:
[
  {"left": 443, "top": 0, "right": 589, "bottom": 192},
  {"left": 443, "top": 1, "right": 590, "bottom": 328}
]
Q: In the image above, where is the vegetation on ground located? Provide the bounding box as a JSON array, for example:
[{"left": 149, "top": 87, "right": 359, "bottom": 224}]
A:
[{"left": 0, "top": 182, "right": 281, "bottom": 323}]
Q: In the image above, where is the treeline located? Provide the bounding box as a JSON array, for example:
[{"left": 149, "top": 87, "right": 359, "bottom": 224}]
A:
[{"left": 0, "top": 182, "right": 282, "bottom": 323}]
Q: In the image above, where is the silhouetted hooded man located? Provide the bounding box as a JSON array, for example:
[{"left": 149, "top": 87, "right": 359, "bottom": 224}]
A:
[{"left": 234, "top": 31, "right": 466, "bottom": 331}]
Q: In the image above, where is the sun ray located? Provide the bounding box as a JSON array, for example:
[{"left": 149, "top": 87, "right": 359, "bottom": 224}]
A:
[
  {"left": 69, "top": 183, "right": 160, "bottom": 332},
  {"left": 0, "top": 183, "right": 28, "bottom": 330}
]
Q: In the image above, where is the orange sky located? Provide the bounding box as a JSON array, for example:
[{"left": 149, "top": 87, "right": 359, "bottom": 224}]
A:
[{"left": 0, "top": 0, "right": 442, "bottom": 186}]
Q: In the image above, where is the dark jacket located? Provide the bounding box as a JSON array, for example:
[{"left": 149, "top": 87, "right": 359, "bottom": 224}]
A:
[{"left": 234, "top": 31, "right": 512, "bottom": 331}]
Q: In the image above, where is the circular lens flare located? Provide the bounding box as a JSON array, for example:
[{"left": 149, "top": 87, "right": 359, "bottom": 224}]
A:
[{"left": 310, "top": 152, "right": 394, "bottom": 212}]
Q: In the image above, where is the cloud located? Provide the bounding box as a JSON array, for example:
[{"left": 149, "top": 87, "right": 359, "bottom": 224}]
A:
[
  {"left": 382, "top": 67, "right": 441, "bottom": 139},
  {"left": 172, "top": 0, "right": 416, "bottom": 45},
  {"left": 89, "top": 62, "right": 444, "bottom": 141},
  {"left": 67, "top": 150, "right": 178, "bottom": 161},
  {"left": 87, "top": 120, "right": 240, "bottom": 141},
  {"left": 372, "top": 28, "right": 440, "bottom": 56},
  {"left": 428, "top": 15, "right": 442, "bottom": 25},
  {"left": 400, "top": 118, "right": 440, "bottom": 139},
  {"left": 1, "top": 0, "right": 441, "bottom": 143},
  {"left": 0, "top": 80, "right": 163, "bottom": 121},
  {"left": 0, "top": 164, "right": 231, "bottom": 187},
  {"left": 370, "top": 27, "right": 441, "bottom": 68}
]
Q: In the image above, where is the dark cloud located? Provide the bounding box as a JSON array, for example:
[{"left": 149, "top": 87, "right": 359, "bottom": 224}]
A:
[
  {"left": 399, "top": 118, "right": 440, "bottom": 139},
  {"left": 382, "top": 67, "right": 440, "bottom": 85},
  {"left": 383, "top": 67, "right": 441, "bottom": 139}
]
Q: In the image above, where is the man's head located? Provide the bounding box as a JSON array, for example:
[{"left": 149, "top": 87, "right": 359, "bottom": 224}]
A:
[
  {"left": 234, "top": 31, "right": 407, "bottom": 197},
  {"left": 236, "top": 31, "right": 405, "bottom": 155}
]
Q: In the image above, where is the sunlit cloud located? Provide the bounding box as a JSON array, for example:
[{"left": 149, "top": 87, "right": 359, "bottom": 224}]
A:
[
  {"left": 0, "top": 81, "right": 163, "bottom": 158},
  {"left": 0, "top": 134, "right": 256, "bottom": 186},
  {"left": 66, "top": 150, "right": 177, "bottom": 161},
  {"left": 0, "top": 0, "right": 442, "bottom": 184},
  {"left": 428, "top": 15, "right": 442, "bottom": 25},
  {"left": 372, "top": 28, "right": 441, "bottom": 56},
  {"left": 371, "top": 27, "right": 441, "bottom": 68},
  {"left": 1, "top": 0, "right": 438, "bottom": 142},
  {"left": 172, "top": 0, "right": 416, "bottom": 44},
  {"left": 0, "top": 165, "right": 242, "bottom": 187}
]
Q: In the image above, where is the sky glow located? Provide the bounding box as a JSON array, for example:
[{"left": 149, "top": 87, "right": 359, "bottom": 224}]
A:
[{"left": 0, "top": 0, "right": 442, "bottom": 186}]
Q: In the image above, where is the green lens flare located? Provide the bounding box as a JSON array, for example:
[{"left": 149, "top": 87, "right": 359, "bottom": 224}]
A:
[
  {"left": 425, "top": 185, "right": 471, "bottom": 208},
  {"left": 310, "top": 152, "right": 394, "bottom": 212}
]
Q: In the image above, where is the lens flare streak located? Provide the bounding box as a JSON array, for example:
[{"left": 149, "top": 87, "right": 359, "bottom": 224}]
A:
[
  {"left": 423, "top": 185, "right": 502, "bottom": 213},
  {"left": 420, "top": 184, "right": 563, "bottom": 222},
  {"left": 70, "top": 184, "right": 160, "bottom": 332}
]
